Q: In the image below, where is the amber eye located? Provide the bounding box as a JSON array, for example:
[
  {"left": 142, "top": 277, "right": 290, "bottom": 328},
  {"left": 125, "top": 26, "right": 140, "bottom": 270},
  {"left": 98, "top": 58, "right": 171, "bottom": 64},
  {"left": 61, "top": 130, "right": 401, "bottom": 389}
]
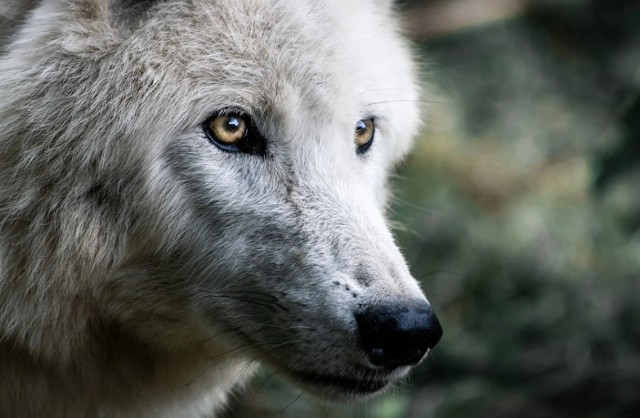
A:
[
  {"left": 354, "top": 118, "right": 375, "bottom": 154},
  {"left": 207, "top": 113, "right": 248, "bottom": 145},
  {"left": 203, "top": 110, "right": 266, "bottom": 155}
]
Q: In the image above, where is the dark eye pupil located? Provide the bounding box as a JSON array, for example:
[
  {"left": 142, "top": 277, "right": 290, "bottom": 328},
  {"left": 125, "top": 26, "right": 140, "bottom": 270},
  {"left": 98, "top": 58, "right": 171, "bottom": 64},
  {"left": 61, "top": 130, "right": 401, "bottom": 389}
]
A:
[{"left": 355, "top": 120, "right": 367, "bottom": 132}]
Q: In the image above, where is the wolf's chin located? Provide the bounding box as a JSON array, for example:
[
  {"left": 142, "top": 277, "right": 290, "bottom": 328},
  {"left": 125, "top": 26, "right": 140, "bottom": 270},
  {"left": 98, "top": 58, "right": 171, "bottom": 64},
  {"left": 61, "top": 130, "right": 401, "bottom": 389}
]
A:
[
  {"left": 242, "top": 338, "right": 403, "bottom": 401},
  {"left": 284, "top": 369, "right": 393, "bottom": 401}
]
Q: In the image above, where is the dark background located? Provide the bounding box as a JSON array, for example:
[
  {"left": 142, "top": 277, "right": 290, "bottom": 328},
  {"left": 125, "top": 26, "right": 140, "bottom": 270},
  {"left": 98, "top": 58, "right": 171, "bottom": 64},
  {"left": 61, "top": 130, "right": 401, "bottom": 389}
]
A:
[{"left": 227, "top": 1, "right": 640, "bottom": 416}]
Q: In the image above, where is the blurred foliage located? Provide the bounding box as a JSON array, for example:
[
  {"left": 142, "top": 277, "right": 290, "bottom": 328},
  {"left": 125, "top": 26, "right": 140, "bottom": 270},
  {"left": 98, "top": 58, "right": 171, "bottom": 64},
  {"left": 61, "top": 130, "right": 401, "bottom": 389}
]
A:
[{"left": 226, "top": 1, "right": 640, "bottom": 417}]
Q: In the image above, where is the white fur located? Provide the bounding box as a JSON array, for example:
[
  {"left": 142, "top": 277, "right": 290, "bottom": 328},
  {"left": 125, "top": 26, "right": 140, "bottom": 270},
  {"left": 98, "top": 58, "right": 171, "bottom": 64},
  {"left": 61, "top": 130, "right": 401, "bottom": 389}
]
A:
[{"left": 0, "top": 0, "right": 426, "bottom": 416}]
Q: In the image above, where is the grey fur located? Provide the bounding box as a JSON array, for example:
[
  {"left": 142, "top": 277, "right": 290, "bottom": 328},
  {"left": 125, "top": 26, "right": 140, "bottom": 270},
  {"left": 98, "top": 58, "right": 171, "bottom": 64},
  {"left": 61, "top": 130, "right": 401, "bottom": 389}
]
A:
[{"left": 0, "top": 0, "right": 427, "bottom": 416}]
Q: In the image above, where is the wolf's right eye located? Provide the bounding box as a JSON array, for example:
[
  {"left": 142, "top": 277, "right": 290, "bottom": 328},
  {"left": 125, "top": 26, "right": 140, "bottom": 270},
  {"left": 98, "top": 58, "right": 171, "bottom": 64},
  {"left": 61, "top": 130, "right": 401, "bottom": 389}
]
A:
[
  {"left": 203, "top": 111, "right": 266, "bottom": 156},
  {"left": 208, "top": 114, "right": 247, "bottom": 145}
]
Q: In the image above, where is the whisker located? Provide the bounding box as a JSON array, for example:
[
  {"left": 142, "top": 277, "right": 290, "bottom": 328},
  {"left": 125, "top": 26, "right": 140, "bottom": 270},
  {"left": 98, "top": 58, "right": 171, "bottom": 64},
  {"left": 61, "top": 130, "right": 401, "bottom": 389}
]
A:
[
  {"left": 217, "top": 290, "right": 280, "bottom": 301},
  {"left": 208, "top": 294, "right": 284, "bottom": 312},
  {"left": 365, "top": 99, "right": 457, "bottom": 107},
  {"left": 278, "top": 390, "right": 304, "bottom": 415},
  {"left": 229, "top": 339, "right": 296, "bottom": 371},
  {"left": 201, "top": 322, "right": 312, "bottom": 345},
  {"left": 210, "top": 290, "right": 289, "bottom": 311},
  {"left": 420, "top": 270, "right": 462, "bottom": 280},
  {"left": 198, "top": 327, "right": 240, "bottom": 343},
  {"left": 180, "top": 338, "right": 295, "bottom": 393},
  {"left": 251, "top": 369, "right": 280, "bottom": 404},
  {"left": 361, "top": 87, "right": 413, "bottom": 93},
  {"left": 209, "top": 291, "right": 289, "bottom": 311},
  {"left": 179, "top": 342, "right": 255, "bottom": 390},
  {"left": 392, "top": 195, "right": 446, "bottom": 216}
]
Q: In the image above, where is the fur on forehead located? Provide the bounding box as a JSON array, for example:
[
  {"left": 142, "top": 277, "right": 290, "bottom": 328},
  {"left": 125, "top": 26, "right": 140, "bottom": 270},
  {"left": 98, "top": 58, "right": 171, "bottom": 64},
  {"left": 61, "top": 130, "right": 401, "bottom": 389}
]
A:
[
  {"left": 51, "top": 2, "right": 411, "bottom": 109},
  {"left": 50, "top": 1, "right": 343, "bottom": 129},
  {"left": 4, "top": 0, "right": 418, "bottom": 169},
  {"left": 60, "top": 0, "right": 395, "bottom": 26}
]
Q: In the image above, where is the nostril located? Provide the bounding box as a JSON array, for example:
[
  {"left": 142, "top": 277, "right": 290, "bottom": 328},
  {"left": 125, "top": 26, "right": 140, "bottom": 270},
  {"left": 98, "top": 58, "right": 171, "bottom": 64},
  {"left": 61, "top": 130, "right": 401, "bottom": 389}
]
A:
[{"left": 355, "top": 301, "right": 443, "bottom": 370}]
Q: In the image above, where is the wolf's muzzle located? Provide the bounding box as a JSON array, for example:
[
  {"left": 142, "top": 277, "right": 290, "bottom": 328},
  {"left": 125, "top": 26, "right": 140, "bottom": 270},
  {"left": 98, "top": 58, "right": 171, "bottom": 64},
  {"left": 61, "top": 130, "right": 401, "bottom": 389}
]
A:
[{"left": 355, "top": 301, "right": 443, "bottom": 370}]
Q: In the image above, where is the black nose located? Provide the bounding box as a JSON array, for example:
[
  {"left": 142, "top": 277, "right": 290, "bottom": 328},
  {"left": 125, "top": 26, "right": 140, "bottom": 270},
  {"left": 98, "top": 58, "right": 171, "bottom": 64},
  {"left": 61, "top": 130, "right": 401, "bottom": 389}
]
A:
[{"left": 355, "top": 301, "right": 442, "bottom": 370}]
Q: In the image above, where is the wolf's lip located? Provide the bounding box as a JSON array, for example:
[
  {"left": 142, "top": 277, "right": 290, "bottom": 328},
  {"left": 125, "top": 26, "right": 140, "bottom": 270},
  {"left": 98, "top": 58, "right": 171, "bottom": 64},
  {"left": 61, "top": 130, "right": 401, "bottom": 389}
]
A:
[{"left": 293, "top": 370, "right": 390, "bottom": 395}]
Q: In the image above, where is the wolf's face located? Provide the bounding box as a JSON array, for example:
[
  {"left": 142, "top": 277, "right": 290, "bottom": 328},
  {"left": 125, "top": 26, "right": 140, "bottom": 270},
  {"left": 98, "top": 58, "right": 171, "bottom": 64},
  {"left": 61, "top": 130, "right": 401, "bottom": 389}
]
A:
[{"left": 1, "top": 0, "right": 441, "bottom": 403}]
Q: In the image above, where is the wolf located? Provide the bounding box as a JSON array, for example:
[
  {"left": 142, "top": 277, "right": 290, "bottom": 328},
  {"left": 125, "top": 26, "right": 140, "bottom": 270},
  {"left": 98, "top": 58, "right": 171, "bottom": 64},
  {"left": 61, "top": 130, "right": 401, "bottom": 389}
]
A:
[{"left": 0, "top": 0, "right": 442, "bottom": 417}]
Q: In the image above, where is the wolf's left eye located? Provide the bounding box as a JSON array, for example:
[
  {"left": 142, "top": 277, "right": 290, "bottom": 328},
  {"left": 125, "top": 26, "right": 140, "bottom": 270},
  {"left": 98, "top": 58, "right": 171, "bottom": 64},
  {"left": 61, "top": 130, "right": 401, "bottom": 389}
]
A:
[
  {"left": 203, "top": 110, "right": 266, "bottom": 156},
  {"left": 354, "top": 118, "right": 375, "bottom": 154}
]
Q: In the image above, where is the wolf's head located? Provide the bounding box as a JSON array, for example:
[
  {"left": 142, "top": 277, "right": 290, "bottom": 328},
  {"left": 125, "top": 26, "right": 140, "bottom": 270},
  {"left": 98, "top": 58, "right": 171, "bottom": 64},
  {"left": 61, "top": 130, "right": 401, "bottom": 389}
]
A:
[{"left": 0, "top": 0, "right": 441, "bottom": 403}]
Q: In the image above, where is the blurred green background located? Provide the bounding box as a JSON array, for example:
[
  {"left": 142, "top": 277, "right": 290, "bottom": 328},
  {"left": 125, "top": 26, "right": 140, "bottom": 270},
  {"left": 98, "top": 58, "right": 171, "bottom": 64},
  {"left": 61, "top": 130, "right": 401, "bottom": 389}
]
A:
[{"left": 225, "top": 0, "right": 640, "bottom": 417}]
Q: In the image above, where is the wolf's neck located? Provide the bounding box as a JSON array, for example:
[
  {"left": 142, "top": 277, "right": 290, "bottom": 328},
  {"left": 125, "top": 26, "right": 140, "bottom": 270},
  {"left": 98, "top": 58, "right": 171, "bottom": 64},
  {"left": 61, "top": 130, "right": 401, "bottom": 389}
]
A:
[{"left": 0, "top": 337, "right": 258, "bottom": 417}]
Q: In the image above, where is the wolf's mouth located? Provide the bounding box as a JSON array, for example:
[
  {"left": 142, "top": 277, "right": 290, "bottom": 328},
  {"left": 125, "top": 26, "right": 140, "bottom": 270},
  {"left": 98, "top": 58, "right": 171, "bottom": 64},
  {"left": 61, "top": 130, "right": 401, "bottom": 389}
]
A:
[{"left": 292, "top": 370, "right": 390, "bottom": 396}]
